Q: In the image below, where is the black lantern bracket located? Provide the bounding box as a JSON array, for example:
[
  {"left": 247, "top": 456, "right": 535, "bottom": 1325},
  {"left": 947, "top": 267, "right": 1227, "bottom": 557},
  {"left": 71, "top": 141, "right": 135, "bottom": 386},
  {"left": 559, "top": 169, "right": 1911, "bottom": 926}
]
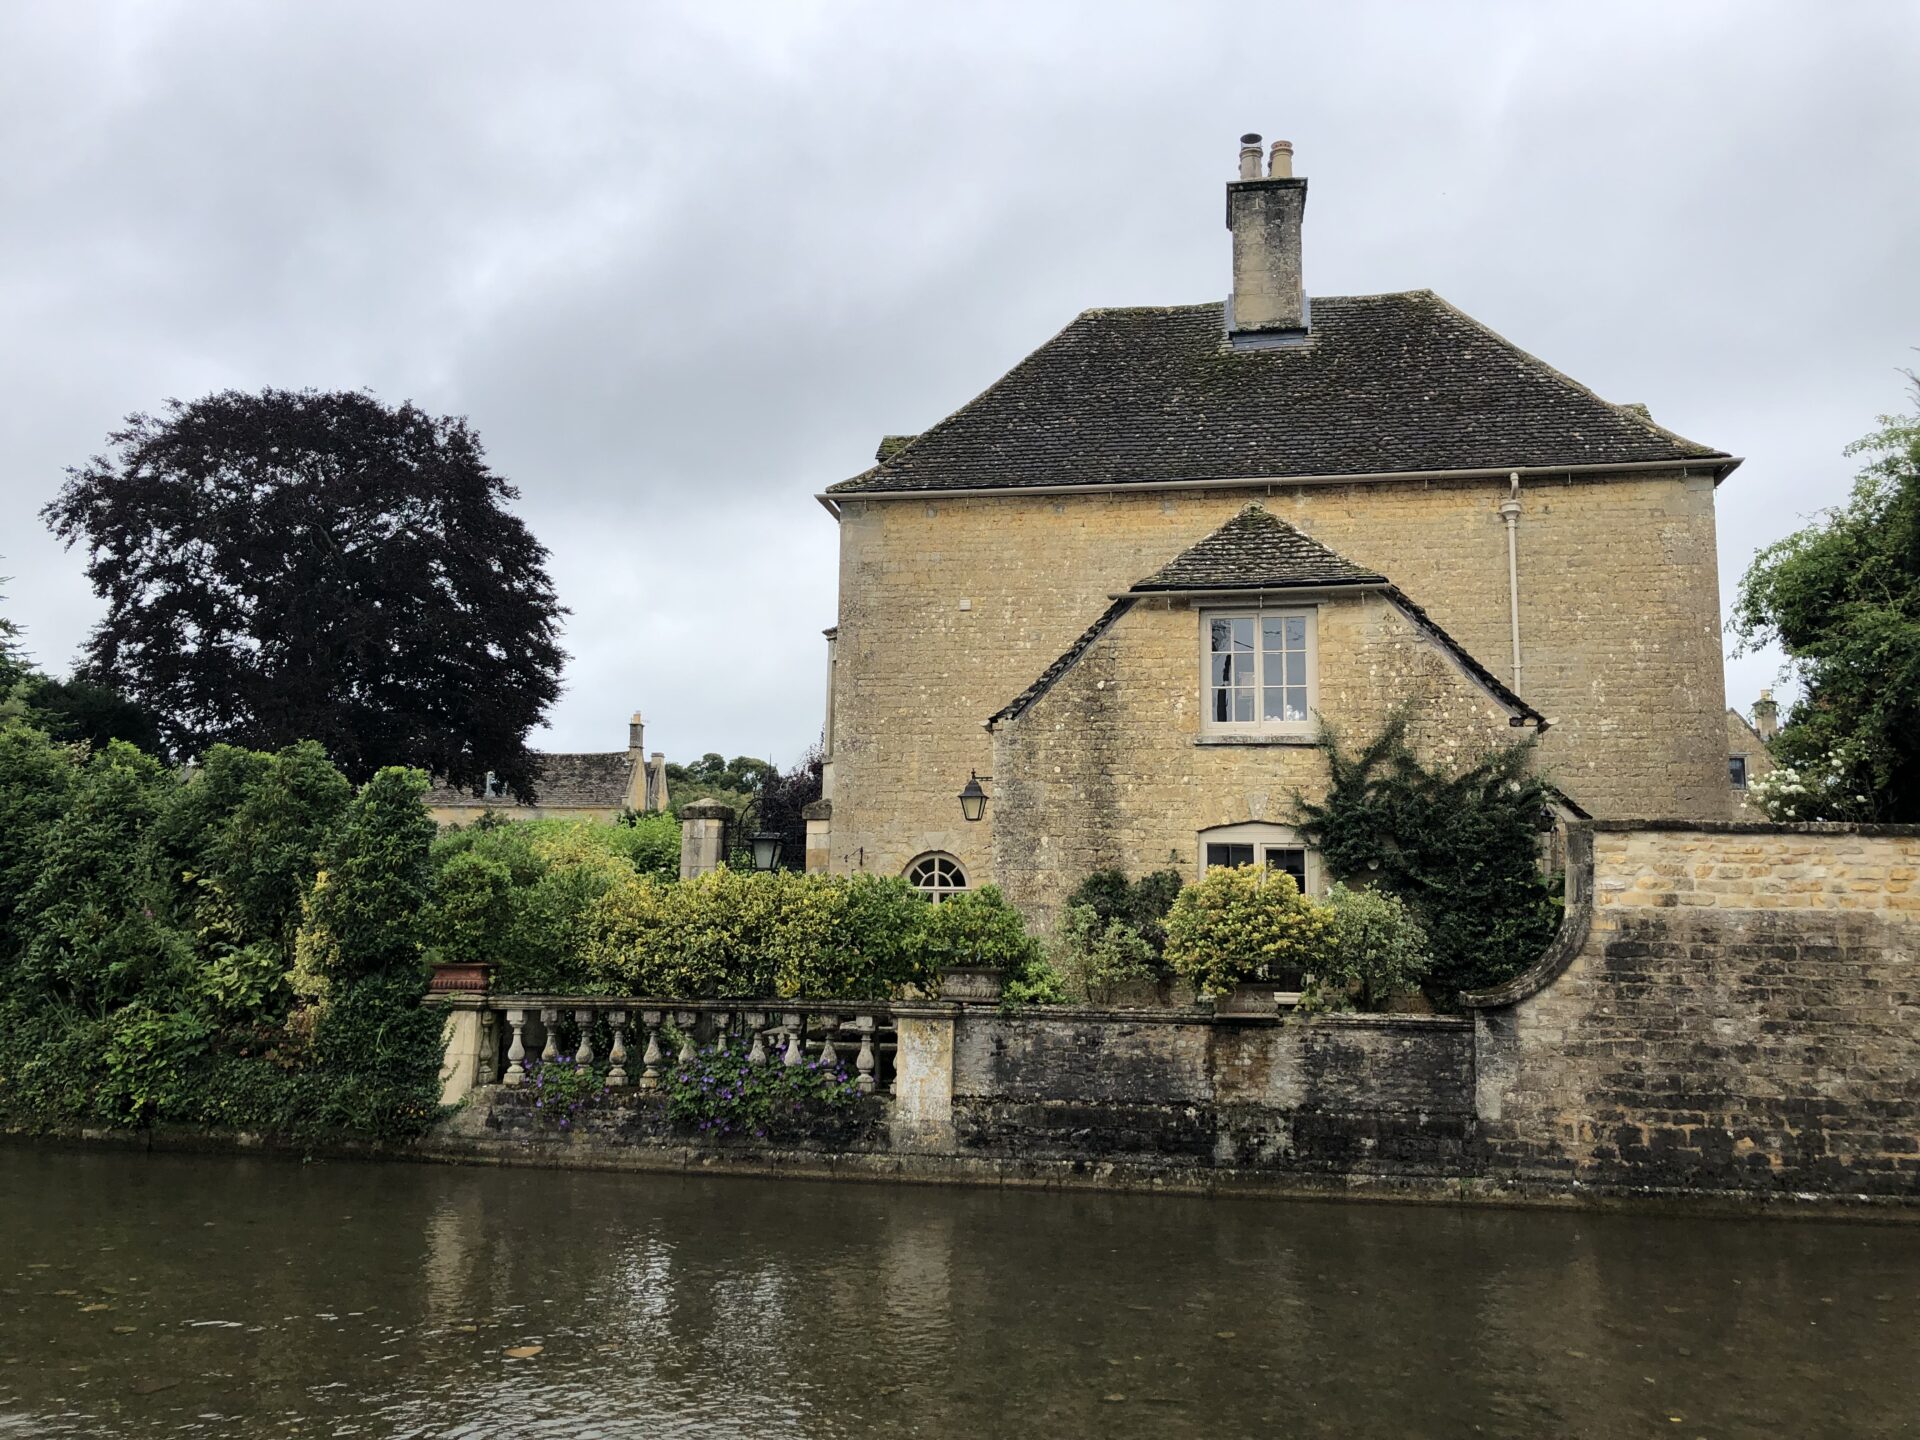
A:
[{"left": 958, "top": 771, "right": 992, "bottom": 823}]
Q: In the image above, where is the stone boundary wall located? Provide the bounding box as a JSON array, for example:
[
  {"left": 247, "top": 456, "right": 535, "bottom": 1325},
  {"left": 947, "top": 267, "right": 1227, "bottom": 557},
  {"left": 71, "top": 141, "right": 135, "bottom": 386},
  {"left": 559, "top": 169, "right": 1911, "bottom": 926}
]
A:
[
  {"left": 418, "top": 821, "right": 1919, "bottom": 1208},
  {"left": 1471, "top": 821, "right": 1920, "bottom": 1198}
]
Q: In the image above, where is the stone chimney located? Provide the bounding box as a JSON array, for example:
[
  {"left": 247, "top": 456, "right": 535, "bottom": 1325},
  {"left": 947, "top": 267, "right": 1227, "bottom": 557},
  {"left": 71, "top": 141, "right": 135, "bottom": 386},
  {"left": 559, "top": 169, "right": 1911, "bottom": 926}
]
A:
[
  {"left": 628, "top": 711, "right": 645, "bottom": 755},
  {"left": 1226, "top": 133, "right": 1308, "bottom": 345},
  {"left": 1752, "top": 689, "right": 1779, "bottom": 743}
]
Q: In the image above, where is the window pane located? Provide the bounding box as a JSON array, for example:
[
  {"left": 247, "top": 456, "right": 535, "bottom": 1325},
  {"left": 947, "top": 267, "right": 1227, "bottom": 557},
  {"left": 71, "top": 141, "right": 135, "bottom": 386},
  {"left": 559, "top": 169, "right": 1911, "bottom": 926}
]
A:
[
  {"left": 1284, "top": 652, "right": 1304, "bottom": 686},
  {"left": 1233, "top": 690, "right": 1254, "bottom": 723},
  {"left": 1265, "top": 848, "right": 1307, "bottom": 888},
  {"left": 1262, "top": 686, "right": 1287, "bottom": 721},
  {"left": 1211, "top": 654, "right": 1236, "bottom": 685},
  {"left": 1283, "top": 616, "right": 1306, "bottom": 646},
  {"left": 1231, "top": 617, "right": 1254, "bottom": 652},
  {"left": 1285, "top": 687, "right": 1307, "bottom": 722},
  {"left": 1209, "top": 619, "right": 1233, "bottom": 652},
  {"left": 1207, "top": 843, "right": 1255, "bottom": 869},
  {"left": 1261, "top": 616, "right": 1288, "bottom": 648},
  {"left": 1728, "top": 756, "right": 1748, "bottom": 788}
]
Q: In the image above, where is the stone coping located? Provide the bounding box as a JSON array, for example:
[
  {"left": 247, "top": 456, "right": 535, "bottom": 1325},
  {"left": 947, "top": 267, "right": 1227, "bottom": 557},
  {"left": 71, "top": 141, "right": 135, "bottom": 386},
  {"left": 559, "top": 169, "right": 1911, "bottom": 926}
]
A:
[{"left": 1588, "top": 818, "right": 1920, "bottom": 837}]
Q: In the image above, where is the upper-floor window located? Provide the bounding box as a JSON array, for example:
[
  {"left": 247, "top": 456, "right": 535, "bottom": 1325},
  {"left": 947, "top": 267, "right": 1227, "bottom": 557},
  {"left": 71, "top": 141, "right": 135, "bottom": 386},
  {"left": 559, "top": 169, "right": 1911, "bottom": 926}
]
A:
[
  {"left": 1728, "top": 754, "right": 1749, "bottom": 789},
  {"left": 1201, "top": 608, "right": 1316, "bottom": 736}
]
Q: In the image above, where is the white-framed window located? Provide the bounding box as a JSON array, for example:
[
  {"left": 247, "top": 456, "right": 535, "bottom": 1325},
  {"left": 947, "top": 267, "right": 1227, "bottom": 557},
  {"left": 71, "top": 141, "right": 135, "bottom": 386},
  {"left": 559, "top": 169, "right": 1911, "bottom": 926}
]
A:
[
  {"left": 1197, "top": 822, "right": 1318, "bottom": 894},
  {"left": 905, "top": 852, "right": 969, "bottom": 902},
  {"left": 1200, "top": 608, "right": 1317, "bottom": 736}
]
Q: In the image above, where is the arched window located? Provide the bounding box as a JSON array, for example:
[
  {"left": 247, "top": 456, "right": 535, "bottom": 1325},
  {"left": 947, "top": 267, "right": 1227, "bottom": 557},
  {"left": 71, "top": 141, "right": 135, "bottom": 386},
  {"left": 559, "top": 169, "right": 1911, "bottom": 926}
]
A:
[{"left": 904, "top": 852, "right": 969, "bottom": 902}]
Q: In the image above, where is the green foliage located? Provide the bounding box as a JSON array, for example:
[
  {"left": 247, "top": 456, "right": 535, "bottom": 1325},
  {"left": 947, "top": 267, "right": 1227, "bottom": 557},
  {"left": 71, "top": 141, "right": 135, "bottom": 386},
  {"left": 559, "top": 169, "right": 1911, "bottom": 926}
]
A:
[
  {"left": 1293, "top": 715, "right": 1562, "bottom": 999},
  {"left": 524, "top": 1056, "right": 607, "bottom": 1130},
  {"left": 661, "top": 1044, "right": 865, "bottom": 1140},
  {"left": 1164, "top": 865, "right": 1337, "bottom": 997},
  {"left": 1731, "top": 392, "right": 1920, "bottom": 820},
  {"left": 1062, "top": 869, "right": 1183, "bottom": 960},
  {"left": 582, "top": 869, "right": 940, "bottom": 1001},
  {"left": 1049, "top": 904, "right": 1159, "bottom": 1005},
  {"left": 0, "top": 744, "right": 446, "bottom": 1143},
  {"left": 10, "top": 674, "right": 166, "bottom": 759},
  {"left": 293, "top": 767, "right": 435, "bottom": 998},
  {"left": 1308, "top": 883, "right": 1432, "bottom": 1012},
  {"left": 613, "top": 811, "right": 681, "bottom": 881}
]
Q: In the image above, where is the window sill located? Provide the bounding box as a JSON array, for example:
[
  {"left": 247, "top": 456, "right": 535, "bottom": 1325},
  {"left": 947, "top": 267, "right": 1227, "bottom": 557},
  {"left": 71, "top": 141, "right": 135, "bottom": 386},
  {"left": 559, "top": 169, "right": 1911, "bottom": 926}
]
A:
[{"left": 1194, "top": 733, "right": 1321, "bottom": 747}]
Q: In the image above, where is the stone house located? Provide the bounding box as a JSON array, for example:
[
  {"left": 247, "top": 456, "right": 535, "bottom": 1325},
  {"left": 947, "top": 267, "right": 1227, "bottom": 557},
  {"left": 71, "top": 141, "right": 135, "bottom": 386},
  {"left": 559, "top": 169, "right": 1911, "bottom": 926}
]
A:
[
  {"left": 425, "top": 712, "right": 669, "bottom": 827},
  {"left": 811, "top": 136, "right": 1740, "bottom": 926},
  {"left": 1726, "top": 691, "right": 1779, "bottom": 818}
]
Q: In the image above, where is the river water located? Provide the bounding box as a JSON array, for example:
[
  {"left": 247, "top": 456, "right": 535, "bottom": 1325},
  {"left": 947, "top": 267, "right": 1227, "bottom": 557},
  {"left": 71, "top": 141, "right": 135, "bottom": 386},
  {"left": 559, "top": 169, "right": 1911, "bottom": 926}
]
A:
[{"left": 0, "top": 1149, "right": 1914, "bottom": 1438}]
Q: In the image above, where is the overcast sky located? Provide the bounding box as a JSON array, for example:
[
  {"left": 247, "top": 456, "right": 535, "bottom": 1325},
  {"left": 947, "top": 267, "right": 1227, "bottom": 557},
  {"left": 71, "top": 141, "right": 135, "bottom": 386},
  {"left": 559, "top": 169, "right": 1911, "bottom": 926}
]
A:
[{"left": 3, "top": 2, "right": 1917, "bottom": 769}]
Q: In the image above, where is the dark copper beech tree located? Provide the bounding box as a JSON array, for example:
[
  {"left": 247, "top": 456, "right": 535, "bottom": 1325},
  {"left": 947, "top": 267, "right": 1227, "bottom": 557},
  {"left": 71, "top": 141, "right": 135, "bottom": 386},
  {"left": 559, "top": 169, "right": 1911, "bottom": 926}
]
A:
[{"left": 44, "top": 389, "right": 566, "bottom": 800}]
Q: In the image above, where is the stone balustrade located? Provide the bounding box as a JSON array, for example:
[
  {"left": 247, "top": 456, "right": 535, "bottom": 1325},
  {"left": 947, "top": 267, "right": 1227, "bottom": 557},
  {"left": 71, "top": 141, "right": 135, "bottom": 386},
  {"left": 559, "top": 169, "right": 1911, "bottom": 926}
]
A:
[{"left": 438, "top": 997, "right": 895, "bottom": 1104}]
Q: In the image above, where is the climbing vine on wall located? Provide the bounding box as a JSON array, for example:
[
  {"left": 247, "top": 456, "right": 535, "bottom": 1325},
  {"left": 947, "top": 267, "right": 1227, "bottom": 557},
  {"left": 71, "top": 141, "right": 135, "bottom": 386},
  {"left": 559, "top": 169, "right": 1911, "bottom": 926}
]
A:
[{"left": 1292, "top": 713, "right": 1563, "bottom": 1000}]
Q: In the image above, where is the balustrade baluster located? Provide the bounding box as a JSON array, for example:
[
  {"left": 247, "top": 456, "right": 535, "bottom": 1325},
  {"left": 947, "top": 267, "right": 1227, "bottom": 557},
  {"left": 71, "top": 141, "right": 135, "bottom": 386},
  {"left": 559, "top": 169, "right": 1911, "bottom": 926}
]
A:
[
  {"left": 504, "top": 1009, "right": 528, "bottom": 1087},
  {"left": 713, "top": 1011, "right": 730, "bottom": 1054},
  {"left": 640, "top": 1011, "right": 663, "bottom": 1090},
  {"left": 817, "top": 1021, "right": 838, "bottom": 1069},
  {"left": 607, "top": 1011, "right": 629, "bottom": 1087},
  {"left": 573, "top": 1009, "right": 595, "bottom": 1067},
  {"left": 539, "top": 1009, "right": 560, "bottom": 1064},
  {"left": 746, "top": 1010, "right": 768, "bottom": 1065},
  {"left": 854, "top": 1015, "right": 876, "bottom": 1094},
  {"left": 782, "top": 1013, "right": 804, "bottom": 1067},
  {"left": 675, "top": 1011, "right": 697, "bottom": 1065}
]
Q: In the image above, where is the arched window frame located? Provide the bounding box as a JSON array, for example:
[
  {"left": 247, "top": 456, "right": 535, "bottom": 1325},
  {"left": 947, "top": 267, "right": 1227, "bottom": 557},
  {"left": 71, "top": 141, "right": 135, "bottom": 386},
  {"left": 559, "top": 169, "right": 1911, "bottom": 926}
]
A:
[{"left": 904, "top": 851, "right": 969, "bottom": 902}]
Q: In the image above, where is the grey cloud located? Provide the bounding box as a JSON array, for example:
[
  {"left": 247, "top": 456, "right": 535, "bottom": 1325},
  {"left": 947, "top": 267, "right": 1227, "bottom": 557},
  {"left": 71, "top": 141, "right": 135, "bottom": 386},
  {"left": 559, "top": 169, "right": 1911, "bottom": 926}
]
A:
[{"left": 2, "top": 1, "right": 1916, "bottom": 767}]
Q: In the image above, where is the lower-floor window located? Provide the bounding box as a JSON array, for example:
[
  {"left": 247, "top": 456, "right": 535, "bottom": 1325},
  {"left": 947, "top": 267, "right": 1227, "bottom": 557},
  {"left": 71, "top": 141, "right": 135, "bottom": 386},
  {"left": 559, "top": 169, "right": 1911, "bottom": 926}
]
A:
[
  {"left": 1198, "top": 823, "right": 1317, "bottom": 893},
  {"left": 905, "top": 852, "right": 968, "bottom": 901}
]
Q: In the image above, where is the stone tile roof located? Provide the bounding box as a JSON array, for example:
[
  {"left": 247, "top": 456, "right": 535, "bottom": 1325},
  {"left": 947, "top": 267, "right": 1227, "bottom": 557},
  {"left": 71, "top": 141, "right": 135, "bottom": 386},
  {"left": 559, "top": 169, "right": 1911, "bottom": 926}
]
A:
[
  {"left": 831, "top": 292, "right": 1727, "bottom": 495},
  {"left": 425, "top": 752, "right": 635, "bottom": 810},
  {"left": 1130, "top": 506, "right": 1385, "bottom": 592},
  {"left": 985, "top": 598, "right": 1137, "bottom": 730}
]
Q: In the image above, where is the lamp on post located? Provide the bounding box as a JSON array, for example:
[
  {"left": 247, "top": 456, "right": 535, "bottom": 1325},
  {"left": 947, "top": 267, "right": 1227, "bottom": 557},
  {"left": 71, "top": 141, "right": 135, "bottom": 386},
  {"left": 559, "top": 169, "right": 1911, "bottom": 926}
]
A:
[
  {"left": 958, "top": 772, "right": 991, "bottom": 824},
  {"left": 749, "top": 831, "right": 784, "bottom": 873}
]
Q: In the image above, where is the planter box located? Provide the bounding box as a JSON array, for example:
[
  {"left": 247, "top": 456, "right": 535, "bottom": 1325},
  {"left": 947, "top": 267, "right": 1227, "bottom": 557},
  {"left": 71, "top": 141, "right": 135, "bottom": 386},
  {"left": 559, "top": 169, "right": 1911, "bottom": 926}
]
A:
[
  {"left": 937, "top": 966, "right": 1005, "bottom": 1004},
  {"left": 428, "top": 962, "right": 492, "bottom": 995}
]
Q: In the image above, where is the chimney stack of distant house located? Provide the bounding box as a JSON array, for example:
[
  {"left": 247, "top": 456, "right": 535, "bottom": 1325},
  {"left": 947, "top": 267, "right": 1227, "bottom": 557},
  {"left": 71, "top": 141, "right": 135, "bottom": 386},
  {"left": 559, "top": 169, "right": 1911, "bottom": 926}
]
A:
[
  {"left": 1752, "top": 689, "right": 1779, "bottom": 743},
  {"left": 629, "top": 711, "right": 645, "bottom": 755},
  {"left": 1226, "top": 133, "right": 1308, "bottom": 344}
]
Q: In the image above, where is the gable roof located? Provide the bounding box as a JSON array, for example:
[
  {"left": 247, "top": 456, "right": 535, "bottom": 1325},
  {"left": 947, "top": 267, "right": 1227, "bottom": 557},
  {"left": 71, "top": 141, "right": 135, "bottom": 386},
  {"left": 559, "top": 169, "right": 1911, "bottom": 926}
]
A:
[
  {"left": 425, "top": 751, "right": 636, "bottom": 811},
  {"left": 1131, "top": 506, "right": 1385, "bottom": 592},
  {"left": 988, "top": 514, "right": 1546, "bottom": 732},
  {"left": 831, "top": 292, "right": 1731, "bottom": 497}
]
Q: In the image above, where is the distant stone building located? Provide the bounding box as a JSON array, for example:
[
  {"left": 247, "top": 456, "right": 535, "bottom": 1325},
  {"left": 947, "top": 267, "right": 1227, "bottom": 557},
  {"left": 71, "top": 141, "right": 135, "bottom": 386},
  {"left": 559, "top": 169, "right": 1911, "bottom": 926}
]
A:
[
  {"left": 1726, "top": 690, "right": 1779, "bottom": 817},
  {"left": 811, "top": 136, "right": 1741, "bottom": 924},
  {"left": 425, "top": 712, "right": 669, "bottom": 827}
]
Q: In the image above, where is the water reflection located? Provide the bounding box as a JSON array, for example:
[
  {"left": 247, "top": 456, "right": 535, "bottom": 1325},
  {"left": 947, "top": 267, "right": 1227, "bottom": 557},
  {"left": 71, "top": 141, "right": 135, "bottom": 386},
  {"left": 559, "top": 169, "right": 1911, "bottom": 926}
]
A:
[{"left": 0, "top": 1149, "right": 1914, "bottom": 1437}]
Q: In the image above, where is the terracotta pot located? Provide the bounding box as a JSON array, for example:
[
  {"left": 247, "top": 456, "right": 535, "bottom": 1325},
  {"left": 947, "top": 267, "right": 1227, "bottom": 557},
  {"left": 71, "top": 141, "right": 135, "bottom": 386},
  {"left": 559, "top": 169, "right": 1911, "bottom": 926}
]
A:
[
  {"left": 937, "top": 966, "right": 1005, "bottom": 1004},
  {"left": 428, "top": 961, "right": 492, "bottom": 995}
]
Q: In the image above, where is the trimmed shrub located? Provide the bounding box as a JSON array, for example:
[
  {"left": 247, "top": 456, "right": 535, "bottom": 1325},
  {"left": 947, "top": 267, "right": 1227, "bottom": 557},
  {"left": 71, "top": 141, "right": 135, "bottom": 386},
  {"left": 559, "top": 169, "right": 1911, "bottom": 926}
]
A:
[
  {"left": 1049, "top": 904, "right": 1159, "bottom": 1006},
  {"left": 1309, "top": 882, "right": 1431, "bottom": 1012},
  {"left": 1163, "top": 865, "right": 1337, "bottom": 997}
]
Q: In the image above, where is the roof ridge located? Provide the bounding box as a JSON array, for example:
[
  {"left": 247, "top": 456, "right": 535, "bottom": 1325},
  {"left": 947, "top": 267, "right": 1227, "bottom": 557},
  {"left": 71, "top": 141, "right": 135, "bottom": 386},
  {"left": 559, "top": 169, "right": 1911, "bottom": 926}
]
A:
[{"left": 1419, "top": 290, "right": 1723, "bottom": 460}]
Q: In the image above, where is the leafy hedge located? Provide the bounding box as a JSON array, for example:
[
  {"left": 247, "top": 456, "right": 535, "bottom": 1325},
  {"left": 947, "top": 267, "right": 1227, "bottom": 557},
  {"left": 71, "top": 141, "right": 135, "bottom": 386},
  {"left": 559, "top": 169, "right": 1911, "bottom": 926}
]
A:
[{"left": 0, "top": 726, "right": 443, "bottom": 1140}]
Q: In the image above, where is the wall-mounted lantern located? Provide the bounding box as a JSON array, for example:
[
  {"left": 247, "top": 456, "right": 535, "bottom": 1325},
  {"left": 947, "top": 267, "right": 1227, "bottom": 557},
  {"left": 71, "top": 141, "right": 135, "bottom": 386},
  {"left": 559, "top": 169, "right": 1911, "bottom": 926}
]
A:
[
  {"left": 749, "top": 831, "right": 784, "bottom": 872},
  {"left": 958, "top": 772, "right": 991, "bottom": 823}
]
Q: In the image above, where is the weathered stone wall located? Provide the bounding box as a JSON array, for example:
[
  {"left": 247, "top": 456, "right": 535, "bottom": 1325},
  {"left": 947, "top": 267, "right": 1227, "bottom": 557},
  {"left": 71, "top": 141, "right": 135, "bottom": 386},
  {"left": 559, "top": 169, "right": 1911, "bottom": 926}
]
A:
[
  {"left": 828, "top": 471, "right": 1727, "bottom": 893},
  {"left": 989, "top": 588, "right": 1523, "bottom": 928},
  {"left": 1473, "top": 823, "right": 1920, "bottom": 1197},
  {"left": 949, "top": 1010, "right": 1477, "bottom": 1177}
]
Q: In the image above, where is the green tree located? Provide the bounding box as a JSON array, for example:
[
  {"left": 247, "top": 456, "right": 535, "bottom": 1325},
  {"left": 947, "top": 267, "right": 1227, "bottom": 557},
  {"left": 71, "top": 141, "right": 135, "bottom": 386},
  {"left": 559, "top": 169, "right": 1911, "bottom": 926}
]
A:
[
  {"left": 43, "top": 389, "right": 566, "bottom": 798},
  {"left": 0, "top": 722, "right": 81, "bottom": 954},
  {"left": 292, "top": 766, "right": 436, "bottom": 999},
  {"left": 1731, "top": 387, "right": 1920, "bottom": 820}
]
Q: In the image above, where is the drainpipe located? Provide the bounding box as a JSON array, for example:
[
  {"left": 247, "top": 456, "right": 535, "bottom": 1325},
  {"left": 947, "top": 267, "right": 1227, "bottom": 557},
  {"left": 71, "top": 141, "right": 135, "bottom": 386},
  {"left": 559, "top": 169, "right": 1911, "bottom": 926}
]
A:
[{"left": 1499, "top": 473, "right": 1522, "bottom": 692}]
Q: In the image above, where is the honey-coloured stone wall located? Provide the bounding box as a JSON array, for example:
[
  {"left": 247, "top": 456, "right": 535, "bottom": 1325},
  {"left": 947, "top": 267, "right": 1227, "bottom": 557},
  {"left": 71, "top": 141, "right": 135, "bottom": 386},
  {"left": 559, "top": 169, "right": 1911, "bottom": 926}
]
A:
[{"left": 826, "top": 470, "right": 1727, "bottom": 894}]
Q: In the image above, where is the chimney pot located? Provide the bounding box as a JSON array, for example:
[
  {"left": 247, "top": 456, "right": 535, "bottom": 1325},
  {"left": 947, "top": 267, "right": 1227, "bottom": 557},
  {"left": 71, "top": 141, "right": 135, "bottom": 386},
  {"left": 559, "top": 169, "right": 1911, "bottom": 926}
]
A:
[
  {"left": 1268, "top": 139, "right": 1293, "bottom": 178},
  {"left": 1237, "top": 133, "right": 1263, "bottom": 180}
]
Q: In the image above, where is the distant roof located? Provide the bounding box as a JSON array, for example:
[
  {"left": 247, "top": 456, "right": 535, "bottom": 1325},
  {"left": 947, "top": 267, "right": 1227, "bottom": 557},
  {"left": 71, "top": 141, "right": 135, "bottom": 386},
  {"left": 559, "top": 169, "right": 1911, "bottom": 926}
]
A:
[
  {"left": 1130, "top": 506, "right": 1385, "bottom": 592},
  {"left": 425, "top": 752, "right": 635, "bottom": 810},
  {"left": 831, "top": 293, "right": 1729, "bottom": 496}
]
